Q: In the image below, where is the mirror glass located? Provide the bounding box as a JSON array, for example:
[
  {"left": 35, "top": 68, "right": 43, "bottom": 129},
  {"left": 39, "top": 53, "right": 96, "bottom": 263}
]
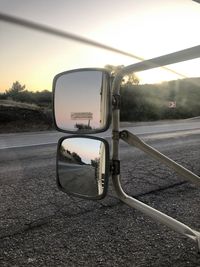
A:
[
  {"left": 54, "top": 70, "right": 110, "bottom": 133},
  {"left": 57, "top": 137, "right": 108, "bottom": 198}
]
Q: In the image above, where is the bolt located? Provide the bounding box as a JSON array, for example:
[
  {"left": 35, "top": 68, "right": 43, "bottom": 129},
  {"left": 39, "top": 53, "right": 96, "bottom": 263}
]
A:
[{"left": 120, "top": 131, "right": 128, "bottom": 139}]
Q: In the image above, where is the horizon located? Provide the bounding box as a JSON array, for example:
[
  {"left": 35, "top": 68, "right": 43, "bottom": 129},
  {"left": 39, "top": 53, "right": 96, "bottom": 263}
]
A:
[
  {"left": 1, "top": 74, "right": 200, "bottom": 94},
  {"left": 0, "top": 0, "right": 200, "bottom": 92}
]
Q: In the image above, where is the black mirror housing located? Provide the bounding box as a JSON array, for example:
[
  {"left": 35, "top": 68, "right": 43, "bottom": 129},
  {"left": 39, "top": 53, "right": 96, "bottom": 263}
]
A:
[{"left": 53, "top": 68, "right": 111, "bottom": 134}]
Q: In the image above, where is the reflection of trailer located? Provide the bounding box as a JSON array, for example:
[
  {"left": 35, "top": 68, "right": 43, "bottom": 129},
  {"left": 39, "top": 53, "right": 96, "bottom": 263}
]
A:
[
  {"left": 97, "top": 142, "right": 106, "bottom": 194},
  {"left": 100, "top": 73, "right": 109, "bottom": 127}
]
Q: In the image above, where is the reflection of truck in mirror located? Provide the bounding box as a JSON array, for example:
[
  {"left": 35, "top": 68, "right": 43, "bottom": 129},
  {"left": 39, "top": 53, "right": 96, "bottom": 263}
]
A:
[
  {"left": 98, "top": 142, "right": 106, "bottom": 195},
  {"left": 100, "top": 72, "right": 109, "bottom": 127}
]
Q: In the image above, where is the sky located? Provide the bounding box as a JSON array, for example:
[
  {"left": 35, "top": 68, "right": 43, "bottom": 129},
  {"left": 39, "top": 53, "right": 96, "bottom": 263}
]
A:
[{"left": 0, "top": 0, "right": 200, "bottom": 92}]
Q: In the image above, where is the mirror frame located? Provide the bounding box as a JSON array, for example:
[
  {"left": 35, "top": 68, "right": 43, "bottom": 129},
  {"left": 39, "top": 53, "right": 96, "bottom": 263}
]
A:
[
  {"left": 52, "top": 68, "right": 111, "bottom": 134},
  {"left": 56, "top": 135, "right": 110, "bottom": 200}
]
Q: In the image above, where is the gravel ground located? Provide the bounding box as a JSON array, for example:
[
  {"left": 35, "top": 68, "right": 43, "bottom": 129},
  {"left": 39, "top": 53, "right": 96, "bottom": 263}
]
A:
[{"left": 0, "top": 134, "right": 199, "bottom": 266}]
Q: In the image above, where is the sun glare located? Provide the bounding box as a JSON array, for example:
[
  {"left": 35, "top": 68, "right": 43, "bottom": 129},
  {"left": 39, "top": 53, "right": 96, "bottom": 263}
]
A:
[{"left": 135, "top": 58, "right": 200, "bottom": 85}]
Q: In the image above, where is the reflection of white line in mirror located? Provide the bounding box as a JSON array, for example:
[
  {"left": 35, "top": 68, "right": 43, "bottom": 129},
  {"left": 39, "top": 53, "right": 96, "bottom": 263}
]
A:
[{"left": 71, "top": 112, "right": 93, "bottom": 120}]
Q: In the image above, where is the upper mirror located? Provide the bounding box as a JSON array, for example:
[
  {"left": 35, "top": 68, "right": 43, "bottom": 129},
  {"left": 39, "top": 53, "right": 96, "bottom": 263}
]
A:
[
  {"left": 57, "top": 136, "right": 109, "bottom": 199},
  {"left": 53, "top": 69, "right": 110, "bottom": 134}
]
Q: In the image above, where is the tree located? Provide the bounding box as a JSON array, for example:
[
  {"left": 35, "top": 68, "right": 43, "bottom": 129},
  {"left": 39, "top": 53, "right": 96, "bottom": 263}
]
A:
[
  {"left": 5, "top": 81, "right": 26, "bottom": 100},
  {"left": 104, "top": 64, "right": 139, "bottom": 85},
  {"left": 6, "top": 81, "right": 25, "bottom": 94},
  {"left": 3, "top": 82, "right": 52, "bottom": 106}
]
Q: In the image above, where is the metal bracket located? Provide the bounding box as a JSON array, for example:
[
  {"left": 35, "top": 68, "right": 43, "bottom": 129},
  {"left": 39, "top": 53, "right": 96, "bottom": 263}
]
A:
[
  {"left": 112, "top": 94, "right": 121, "bottom": 110},
  {"left": 120, "top": 130, "right": 200, "bottom": 186},
  {"left": 112, "top": 130, "right": 120, "bottom": 141},
  {"left": 120, "top": 130, "right": 128, "bottom": 139},
  {"left": 111, "top": 160, "right": 120, "bottom": 175}
]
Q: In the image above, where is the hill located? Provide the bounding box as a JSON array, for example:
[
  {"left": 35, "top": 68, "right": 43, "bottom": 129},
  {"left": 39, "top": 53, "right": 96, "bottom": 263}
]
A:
[
  {"left": 0, "top": 100, "right": 53, "bottom": 133},
  {"left": 120, "top": 77, "right": 200, "bottom": 121}
]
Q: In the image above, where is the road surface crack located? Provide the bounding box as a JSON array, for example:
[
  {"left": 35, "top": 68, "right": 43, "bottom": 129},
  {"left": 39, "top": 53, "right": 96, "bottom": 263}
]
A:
[{"left": 0, "top": 181, "right": 193, "bottom": 241}]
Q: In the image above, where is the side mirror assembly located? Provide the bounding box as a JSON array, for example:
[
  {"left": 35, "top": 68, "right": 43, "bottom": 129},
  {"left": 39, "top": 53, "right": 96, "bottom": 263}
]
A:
[
  {"left": 53, "top": 46, "right": 200, "bottom": 251},
  {"left": 53, "top": 68, "right": 111, "bottom": 134},
  {"left": 56, "top": 136, "right": 110, "bottom": 200}
]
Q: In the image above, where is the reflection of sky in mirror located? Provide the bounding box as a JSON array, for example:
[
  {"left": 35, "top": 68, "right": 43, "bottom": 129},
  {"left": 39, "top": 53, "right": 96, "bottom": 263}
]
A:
[
  {"left": 55, "top": 70, "right": 102, "bottom": 130},
  {"left": 62, "top": 138, "right": 102, "bottom": 164}
]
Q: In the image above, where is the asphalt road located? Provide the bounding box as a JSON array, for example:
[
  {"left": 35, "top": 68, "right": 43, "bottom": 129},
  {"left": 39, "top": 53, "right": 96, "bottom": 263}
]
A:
[
  {"left": 0, "top": 118, "right": 199, "bottom": 149},
  {"left": 0, "top": 121, "right": 200, "bottom": 266}
]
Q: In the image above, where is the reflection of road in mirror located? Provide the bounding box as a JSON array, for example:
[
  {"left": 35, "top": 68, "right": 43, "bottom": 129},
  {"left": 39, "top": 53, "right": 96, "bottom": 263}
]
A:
[
  {"left": 58, "top": 161, "right": 99, "bottom": 197},
  {"left": 58, "top": 137, "right": 105, "bottom": 197}
]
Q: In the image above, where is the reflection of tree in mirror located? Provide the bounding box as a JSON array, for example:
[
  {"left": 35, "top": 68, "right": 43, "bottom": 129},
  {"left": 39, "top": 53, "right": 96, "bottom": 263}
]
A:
[
  {"left": 71, "top": 152, "right": 83, "bottom": 164},
  {"left": 91, "top": 158, "right": 100, "bottom": 168},
  {"left": 91, "top": 157, "right": 100, "bottom": 180},
  {"left": 59, "top": 146, "right": 84, "bottom": 164},
  {"left": 74, "top": 123, "right": 92, "bottom": 131}
]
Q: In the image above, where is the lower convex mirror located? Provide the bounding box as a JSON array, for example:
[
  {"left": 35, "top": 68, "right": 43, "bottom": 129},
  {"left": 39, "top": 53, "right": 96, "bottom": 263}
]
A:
[{"left": 57, "top": 136, "right": 110, "bottom": 199}]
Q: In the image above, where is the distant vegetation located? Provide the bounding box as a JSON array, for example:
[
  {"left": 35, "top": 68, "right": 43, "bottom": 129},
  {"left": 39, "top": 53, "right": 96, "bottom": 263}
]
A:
[
  {"left": 0, "top": 81, "right": 52, "bottom": 107},
  {"left": 105, "top": 65, "right": 200, "bottom": 121},
  {"left": 120, "top": 77, "right": 200, "bottom": 121},
  {"left": 0, "top": 81, "right": 53, "bottom": 133},
  {"left": 0, "top": 78, "right": 200, "bottom": 133},
  {"left": 59, "top": 146, "right": 84, "bottom": 164}
]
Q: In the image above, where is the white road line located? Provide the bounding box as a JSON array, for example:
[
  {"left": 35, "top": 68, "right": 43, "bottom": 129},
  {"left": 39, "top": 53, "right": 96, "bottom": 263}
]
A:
[
  {"left": 0, "top": 142, "right": 57, "bottom": 150},
  {"left": 0, "top": 129, "right": 199, "bottom": 150}
]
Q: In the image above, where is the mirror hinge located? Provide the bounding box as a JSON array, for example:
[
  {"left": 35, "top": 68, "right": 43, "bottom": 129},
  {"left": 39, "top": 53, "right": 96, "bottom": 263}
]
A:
[
  {"left": 111, "top": 160, "right": 120, "bottom": 175},
  {"left": 112, "top": 130, "right": 120, "bottom": 140},
  {"left": 112, "top": 94, "right": 121, "bottom": 109}
]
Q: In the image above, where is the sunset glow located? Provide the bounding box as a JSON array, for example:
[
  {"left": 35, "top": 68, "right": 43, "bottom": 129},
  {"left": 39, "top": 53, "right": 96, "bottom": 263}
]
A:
[{"left": 0, "top": 0, "right": 200, "bottom": 92}]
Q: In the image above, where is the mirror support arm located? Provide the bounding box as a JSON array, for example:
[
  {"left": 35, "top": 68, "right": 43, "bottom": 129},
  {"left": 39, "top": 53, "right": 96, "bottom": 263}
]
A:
[
  {"left": 111, "top": 160, "right": 120, "bottom": 175},
  {"left": 114, "top": 130, "right": 200, "bottom": 251},
  {"left": 112, "top": 174, "right": 200, "bottom": 252},
  {"left": 112, "top": 94, "right": 121, "bottom": 110},
  {"left": 111, "top": 48, "right": 200, "bottom": 251},
  {"left": 120, "top": 130, "right": 200, "bottom": 186}
]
